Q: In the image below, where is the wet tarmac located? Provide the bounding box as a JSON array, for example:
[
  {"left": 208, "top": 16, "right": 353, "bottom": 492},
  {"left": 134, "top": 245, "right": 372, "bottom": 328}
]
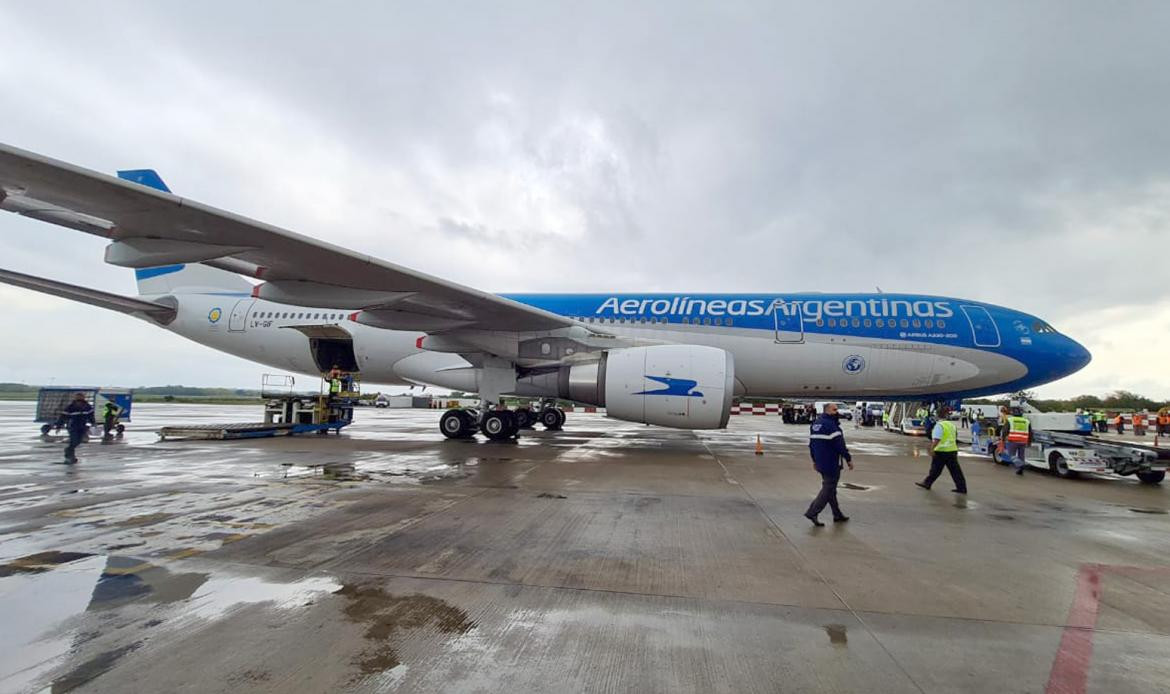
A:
[{"left": 1, "top": 401, "right": 1169, "bottom": 693}]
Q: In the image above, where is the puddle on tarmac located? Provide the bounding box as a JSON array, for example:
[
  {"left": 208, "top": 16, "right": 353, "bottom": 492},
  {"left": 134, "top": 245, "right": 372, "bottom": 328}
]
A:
[
  {"left": 824, "top": 624, "right": 848, "bottom": 646},
  {"left": 1129, "top": 508, "right": 1168, "bottom": 515},
  {"left": 335, "top": 584, "right": 476, "bottom": 676},
  {"left": 0, "top": 551, "right": 340, "bottom": 691}
]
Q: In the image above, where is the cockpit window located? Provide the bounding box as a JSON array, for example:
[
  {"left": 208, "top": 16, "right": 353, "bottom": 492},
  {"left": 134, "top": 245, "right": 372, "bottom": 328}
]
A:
[{"left": 1033, "top": 321, "right": 1058, "bottom": 334}]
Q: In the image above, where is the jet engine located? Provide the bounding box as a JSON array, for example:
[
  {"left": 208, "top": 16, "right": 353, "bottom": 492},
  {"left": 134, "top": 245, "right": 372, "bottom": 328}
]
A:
[{"left": 533, "top": 345, "right": 735, "bottom": 429}]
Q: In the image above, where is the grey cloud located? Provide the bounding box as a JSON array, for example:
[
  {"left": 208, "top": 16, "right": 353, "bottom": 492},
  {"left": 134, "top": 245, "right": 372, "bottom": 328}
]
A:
[{"left": 0, "top": 1, "right": 1168, "bottom": 396}]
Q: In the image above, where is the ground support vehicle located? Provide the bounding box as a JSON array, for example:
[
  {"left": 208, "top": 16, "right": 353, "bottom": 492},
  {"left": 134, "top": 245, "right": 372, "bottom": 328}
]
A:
[
  {"left": 158, "top": 374, "right": 355, "bottom": 441},
  {"left": 36, "top": 386, "right": 132, "bottom": 438},
  {"left": 971, "top": 430, "right": 1168, "bottom": 484}
]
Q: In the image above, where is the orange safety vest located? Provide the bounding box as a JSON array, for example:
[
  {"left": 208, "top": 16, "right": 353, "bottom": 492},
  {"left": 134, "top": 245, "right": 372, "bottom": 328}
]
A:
[
  {"left": 1159, "top": 414, "right": 1170, "bottom": 426},
  {"left": 1132, "top": 413, "right": 1144, "bottom": 426}
]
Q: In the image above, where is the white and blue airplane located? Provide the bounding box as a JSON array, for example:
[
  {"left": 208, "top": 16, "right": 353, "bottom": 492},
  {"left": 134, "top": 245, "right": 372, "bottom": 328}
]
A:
[{"left": 0, "top": 143, "right": 1091, "bottom": 440}]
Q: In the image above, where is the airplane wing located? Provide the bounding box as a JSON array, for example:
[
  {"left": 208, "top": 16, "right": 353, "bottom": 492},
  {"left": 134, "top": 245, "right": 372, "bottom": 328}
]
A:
[
  {"left": 0, "top": 267, "right": 177, "bottom": 323},
  {"left": 0, "top": 143, "right": 572, "bottom": 334}
]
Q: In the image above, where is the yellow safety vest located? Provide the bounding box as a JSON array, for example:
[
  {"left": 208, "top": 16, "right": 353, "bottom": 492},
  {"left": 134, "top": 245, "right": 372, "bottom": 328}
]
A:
[
  {"left": 330, "top": 379, "right": 341, "bottom": 394},
  {"left": 1006, "top": 416, "right": 1030, "bottom": 443},
  {"left": 934, "top": 420, "right": 958, "bottom": 452}
]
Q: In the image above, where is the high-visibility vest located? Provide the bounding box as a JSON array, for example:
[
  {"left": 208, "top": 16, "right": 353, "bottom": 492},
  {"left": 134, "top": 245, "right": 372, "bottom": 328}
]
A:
[
  {"left": 1132, "top": 413, "right": 1144, "bottom": 426},
  {"left": 934, "top": 420, "right": 959, "bottom": 452},
  {"left": 330, "top": 379, "right": 341, "bottom": 394},
  {"left": 882, "top": 412, "right": 889, "bottom": 424},
  {"left": 1006, "top": 416, "right": 1030, "bottom": 443}
]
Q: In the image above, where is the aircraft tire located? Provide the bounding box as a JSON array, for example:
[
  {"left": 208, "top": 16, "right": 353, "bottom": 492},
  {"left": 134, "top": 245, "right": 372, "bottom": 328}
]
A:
[
  {"left": 540, "top": 407, "right": 563, "bottom": 431},
  {"left": 482, "top": 411, "right": 514, "bottom": 441},
  {"left": 515, "top": 407, "right": 535, "bottom": 429},
  {"left": 440, "top": 409, "right": 472, "bottom": 439},
  {"left": 1137, "top": 471, "right": 1165, "bottom": 485}
]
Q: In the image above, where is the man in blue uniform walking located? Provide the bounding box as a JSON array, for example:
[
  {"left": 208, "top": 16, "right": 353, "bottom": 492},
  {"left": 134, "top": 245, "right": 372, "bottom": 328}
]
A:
[
  {"left": 805, "top": 403, "right": 854, "bottom": 526},
  {"left": 62, "top": 392, "right": 95, "bottom": 464}
]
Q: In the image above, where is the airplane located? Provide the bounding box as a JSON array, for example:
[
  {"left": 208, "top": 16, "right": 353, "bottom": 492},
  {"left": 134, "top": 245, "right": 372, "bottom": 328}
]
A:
[{"left": 0, "top": 143, "right": 1091, "bottom": 440}]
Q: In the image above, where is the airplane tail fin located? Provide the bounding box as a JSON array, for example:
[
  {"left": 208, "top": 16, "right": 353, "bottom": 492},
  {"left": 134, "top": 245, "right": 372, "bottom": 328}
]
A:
[{"left": 116, "top": 169, "right": 254, "bottom": 297}]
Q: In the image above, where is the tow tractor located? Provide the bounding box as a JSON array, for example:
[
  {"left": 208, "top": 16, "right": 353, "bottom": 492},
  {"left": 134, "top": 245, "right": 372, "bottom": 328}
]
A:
[{"left": 971, "top": 428, "right": 1168, "bottom": 484}]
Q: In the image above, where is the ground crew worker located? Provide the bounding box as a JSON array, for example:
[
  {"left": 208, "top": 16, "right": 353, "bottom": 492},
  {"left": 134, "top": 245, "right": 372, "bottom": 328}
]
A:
[
  {"left": 804, "top": 403, "right": 853, "bottom": 526},
  {"left": 1158, "top": 410, "right": 1170, "bottom": 436},
  {"left": 1113, "top": 413, "right": 1124, "bottom": 434},
  {"left": 328, "top": 364, "right": 343, "bottom": 396},
  {"left": 62, "top": 392, "right": 95, "bottom": 464},
  {"left": 882, "top": 410, "right": 890, "bottom": 428},
  {"left": 916, "top": 416, "right": 967, "bottom": 494},
  {"left": 1003, "top": 408, "right": 1031, "bottom": 475},
  {"left": 1133, "top": 412, "right": 1146, "bottom": 436},
  {"left": 101, "top": 401, "right": 119, "bottom": 441}
]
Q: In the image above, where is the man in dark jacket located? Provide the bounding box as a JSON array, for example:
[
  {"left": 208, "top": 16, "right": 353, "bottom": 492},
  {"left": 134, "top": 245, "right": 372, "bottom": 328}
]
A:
[
  {"left": 62, "top": 392, "right": 95, "bottom": 464},
  {"left": 805, "top": 403, "right": 854, "bottom": 526}
]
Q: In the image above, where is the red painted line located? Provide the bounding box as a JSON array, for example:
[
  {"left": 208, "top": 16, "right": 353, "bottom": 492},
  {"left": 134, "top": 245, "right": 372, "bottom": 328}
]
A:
[{"left": 1045, "top": 564, "right": 1103, "bottom": 694}]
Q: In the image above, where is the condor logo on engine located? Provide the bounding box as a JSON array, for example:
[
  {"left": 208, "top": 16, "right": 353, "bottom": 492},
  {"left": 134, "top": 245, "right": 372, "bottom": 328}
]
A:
[{"left": 635, "top": 375, "right": 704, "bottom": 398}]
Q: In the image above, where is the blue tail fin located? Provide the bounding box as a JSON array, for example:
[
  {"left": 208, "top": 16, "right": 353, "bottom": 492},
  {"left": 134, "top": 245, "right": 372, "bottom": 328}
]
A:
[
  {"left": 117, "top": 168, "right": 251, "bottom": 296},
  {"left": 117, "top": 169, "right": 171, "bottom": 193}
]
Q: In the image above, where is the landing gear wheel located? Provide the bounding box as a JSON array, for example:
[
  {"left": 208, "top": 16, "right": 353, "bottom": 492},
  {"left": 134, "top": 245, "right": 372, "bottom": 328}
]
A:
[
  {"left": 540, "top": 407, "right": 564, "bottom": 431},
  {"left": 515, "top": 407, "right": 536, "bottom": 429},
  {"left": 1049, "top": 453, "right": 1079, "bottom": 479},
  {"left": 40, "top": 424, "right": 52, "bottom": 435},
  {"left": 481, "top": 411, "right": 516, "bottom": 441},
  {"left": 440, "top": 409, "right": 474, "bottom": 439},
  {"left": 1137, "top": 471, "right": 1165, "bottom": 485},
  {"left": 115, "top": 424, "right": 125, "bottom": 434},
  {"left": 504, "top": 411, "right": 520, "bottom": 438}
]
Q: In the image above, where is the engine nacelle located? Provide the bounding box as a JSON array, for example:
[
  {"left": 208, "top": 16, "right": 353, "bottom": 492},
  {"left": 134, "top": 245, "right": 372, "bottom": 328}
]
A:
[{"left": 562, "top": 345, "right": 735, "bottom": 430}]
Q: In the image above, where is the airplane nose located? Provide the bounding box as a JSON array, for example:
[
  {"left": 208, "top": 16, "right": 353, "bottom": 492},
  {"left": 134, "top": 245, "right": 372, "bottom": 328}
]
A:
[{"left": 1062, "top": 336, "right": 1092, "bottom": 376}]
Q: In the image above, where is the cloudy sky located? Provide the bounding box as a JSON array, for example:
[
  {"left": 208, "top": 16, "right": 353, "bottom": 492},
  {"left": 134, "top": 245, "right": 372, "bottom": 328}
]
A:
[{"left": 0, "top": 2, "right": 1166, "bottom": 398}]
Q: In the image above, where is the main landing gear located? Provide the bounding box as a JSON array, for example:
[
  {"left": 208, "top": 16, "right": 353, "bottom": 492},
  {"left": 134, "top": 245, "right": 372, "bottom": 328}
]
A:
[{"left": 439, "top": 405, "right": 566, "bottom": 441}]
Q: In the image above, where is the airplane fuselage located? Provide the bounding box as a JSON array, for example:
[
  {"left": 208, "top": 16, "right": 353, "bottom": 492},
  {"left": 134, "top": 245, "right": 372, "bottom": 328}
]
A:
[{"left": 163, "top": 291, "right": 1090, "bottom": 401}]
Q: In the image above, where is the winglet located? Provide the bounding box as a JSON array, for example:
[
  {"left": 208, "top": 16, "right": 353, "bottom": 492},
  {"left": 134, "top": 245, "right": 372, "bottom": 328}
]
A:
[{"left": 117, "top": 169, "right": 172, "bottom": 193}]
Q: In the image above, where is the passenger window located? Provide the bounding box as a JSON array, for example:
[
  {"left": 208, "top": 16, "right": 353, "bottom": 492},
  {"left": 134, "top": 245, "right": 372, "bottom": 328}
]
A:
[
  {"left": 875, "top": 319, "right": 884, "bottom": 328},
  {"left": 851, "top": 318, "right": 860, "bottom": 328},
  {"left": 816, "top": 319, "right": 824, "bottom": 327},
  {"left": 703, "top": 317, "right": 711, "bottom": 326},
  {"left": 863, "top": 319, "right": 872, "bottom": 328},
  {"left": 937, "top": 319, "right": 946, "bottom": 329},
  {"left": 900, "top": 319, "right": 909, "bottom": 328},
  {"left": 725, "top": 318, "right": 733, "bottom": 327},
  {"left": 827, "top": 318, "right": 836, "bottom": 328},
  {"left": 925, "top": 319, "right": 934, "bottom": 329},
  {"left": 912, "top": 319, "right": 921, "bottom": 328}
]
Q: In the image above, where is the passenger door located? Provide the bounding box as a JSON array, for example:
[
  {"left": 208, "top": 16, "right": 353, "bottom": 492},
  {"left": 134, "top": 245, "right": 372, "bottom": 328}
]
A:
[
  {"left": 960, "top": 305, "right": 1001, "bottom": 347},
  {"left": 773, "top": 302, "right": 804, "bottom": 343},
  {"left": 228, "top": 299, "right": 255, "bottom": 332}
]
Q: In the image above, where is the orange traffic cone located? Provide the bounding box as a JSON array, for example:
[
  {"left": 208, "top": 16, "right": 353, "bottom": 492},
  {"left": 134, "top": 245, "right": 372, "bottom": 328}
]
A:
[{"left": 755, "top": 435, "right": 764, "bottom": 456}]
